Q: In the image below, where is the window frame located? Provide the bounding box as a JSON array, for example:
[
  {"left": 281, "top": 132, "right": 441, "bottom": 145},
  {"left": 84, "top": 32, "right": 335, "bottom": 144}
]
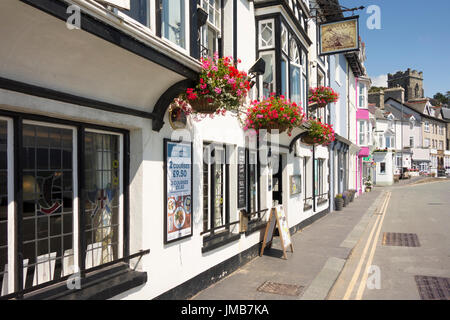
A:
[
  {"left": 117, "top": 0, "right": 153, "bottom": 30},
  {"left": 0, "top": 117, "right": 14, "bottom": 295},
  {"left": 0, "top": 110, "right": 129, "bottom": 298},
  {"left": 246, "top": 149, "right": 260, "bottom": 220},
  {"left": 202, "top": 142, "right": 229, "bottom": 237},
  {"left": 157, "top": 0, "right": 190, "bottom": 53},
  {"left": 199, "top": 0, "right": 222, "bottom": 58},
  {"left": 259, "top": 51, "right": 276, "bottom": 99},
  {"left": 258, "top": 19, "right": 275, "bottom": 50}
]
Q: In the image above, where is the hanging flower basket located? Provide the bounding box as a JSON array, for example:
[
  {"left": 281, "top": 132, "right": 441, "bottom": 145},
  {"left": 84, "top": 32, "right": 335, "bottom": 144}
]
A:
[
  {"left": 301, "top": 135, "right": 316, "bottom": 145},
  {"left": 189, "top": 97, "right": 221, "bottom": 114},
  {"left": 266, "top": 123, "right": 289, "bottom": 134},
  {"left": 181, "top": 53, "right": 251, "bottom": 117},
  {"left": 308, "top": 86, "right": 339, "bottom": 110},
  {"left": 243, "top": 93, "right": 305, "bottom": 136},
  {"left": 302, "top": 119, "right": 336, "bottom": 146}
]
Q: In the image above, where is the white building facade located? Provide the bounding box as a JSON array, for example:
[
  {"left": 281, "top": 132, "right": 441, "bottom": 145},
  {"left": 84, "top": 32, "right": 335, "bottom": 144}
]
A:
[{"left": 0, "top": 0, "right": 369, "bottom": 300}]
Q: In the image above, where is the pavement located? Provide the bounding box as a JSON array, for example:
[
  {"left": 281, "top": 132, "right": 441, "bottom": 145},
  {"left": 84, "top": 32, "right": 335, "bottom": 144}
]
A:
[
  {"left": 191, "top": 188, "right": 385, "bottom": 300},
  {"left": 190, "top": 177, "right": 450, "bottom": 301}
]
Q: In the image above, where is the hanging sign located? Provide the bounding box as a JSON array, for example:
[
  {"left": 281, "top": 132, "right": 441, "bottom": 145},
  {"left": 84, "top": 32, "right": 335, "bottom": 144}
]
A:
[
  {"left": 260, "top": 205, "right": 293, "bottom": 259},
  {"left": 164, "top": 139, "right": 193, "bottom": 244},
  {"left": 319, "top": 16, "right": 359, "bottom": 56},
  {"left": 237, "top": 147, "right": 247, "bottom": 209}
]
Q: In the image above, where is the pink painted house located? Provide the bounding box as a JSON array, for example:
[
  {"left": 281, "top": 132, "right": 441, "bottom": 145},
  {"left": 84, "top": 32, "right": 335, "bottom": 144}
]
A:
[{"left": 356, "top": 76, "right": 372, "bottom": 194}]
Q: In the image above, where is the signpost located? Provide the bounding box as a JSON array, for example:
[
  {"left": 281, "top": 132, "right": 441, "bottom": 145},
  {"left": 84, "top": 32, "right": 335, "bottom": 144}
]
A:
[{"left": 260, "top": 205, "right": 293, "bottom": 259}]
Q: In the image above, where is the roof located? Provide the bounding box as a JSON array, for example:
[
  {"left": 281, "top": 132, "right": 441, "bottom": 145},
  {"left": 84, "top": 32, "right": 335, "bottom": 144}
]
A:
[
  {"left": 442, "top": 108, "right": 450, "bottom": 121},
  {"left": 404, "top": 99, "right": 429, "bottom": 114},
  {"left": 385, "top": 97, "right": 448, "bottom": 124}
]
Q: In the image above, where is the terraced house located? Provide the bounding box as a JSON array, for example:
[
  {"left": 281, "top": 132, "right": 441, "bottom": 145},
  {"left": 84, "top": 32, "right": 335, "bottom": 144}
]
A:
[{"left": 0, "top": 0, "right": 367, "bottom": 300}]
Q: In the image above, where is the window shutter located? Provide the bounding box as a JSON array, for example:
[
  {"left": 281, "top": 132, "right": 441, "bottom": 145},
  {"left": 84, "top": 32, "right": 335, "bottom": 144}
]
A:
[{"left": 96, "top": 0, "right": 130, "bottom": 10}]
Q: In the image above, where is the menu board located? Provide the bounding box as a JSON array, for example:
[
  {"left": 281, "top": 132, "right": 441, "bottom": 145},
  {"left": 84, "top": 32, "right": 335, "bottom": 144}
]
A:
[
  {"left": 275, "top": 206, "right": 291, "bottom": 248},
  {"left": 164, "top": 139, "right": 193, "bottom": 244},
  {"left": 237, "top": 147, "right": 247, "bottom": 209},
  {"left": 260, "top": 205, "right": 293, "bottom": 259}
]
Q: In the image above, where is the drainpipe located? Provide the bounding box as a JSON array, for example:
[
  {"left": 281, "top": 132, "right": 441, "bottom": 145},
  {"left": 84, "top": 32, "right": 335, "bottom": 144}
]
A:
[
  {"left": 347, "top": 62, "right": 350, "bottom": 191},
  {"left": 355, "top": 77, "right": 358, "bottom": 193}
]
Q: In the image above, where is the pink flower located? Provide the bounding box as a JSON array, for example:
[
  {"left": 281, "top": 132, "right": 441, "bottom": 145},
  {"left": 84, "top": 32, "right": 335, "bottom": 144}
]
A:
[{"left": 215, "top": 87, "right": 222, "bottom": 94}]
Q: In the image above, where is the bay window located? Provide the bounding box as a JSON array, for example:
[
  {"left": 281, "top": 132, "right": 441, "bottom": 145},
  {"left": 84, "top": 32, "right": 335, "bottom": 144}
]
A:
[
  {"left": 257, "top": 19, "right": 307, "bottom": 104},
  {"left": 260, "top": 52, "right": 275, "bottom": 98},
  {"left": 0, "top": 114, "right": 128, "bottom": 298},
  {"left": 289, "top": 39, "right": 301, "bottom": 105},
  {"left": 358, "top": 120, "right": 368, "bottom": 146},
  {"left": 359, "top": 82, "right": 366, "bottom": 108},
  {"left": 281, "top": 57, "right": 288, "bottom": 96}
]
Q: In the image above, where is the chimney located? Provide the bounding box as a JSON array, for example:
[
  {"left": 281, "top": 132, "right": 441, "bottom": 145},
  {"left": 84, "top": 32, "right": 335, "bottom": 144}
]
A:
[
  {"left": 384, "top": 86, "right": 405, "bottom": 104},
  {"left": 368, "top": 90, "right": 384, "bottom": 109}
]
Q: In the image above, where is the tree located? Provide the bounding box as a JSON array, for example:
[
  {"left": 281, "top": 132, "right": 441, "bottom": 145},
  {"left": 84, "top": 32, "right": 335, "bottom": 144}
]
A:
[
  {"left": 369, "top": 86, "right": 386, "bottom": 93},
  {"left": 433, "top": 92, "right": 449, "bottom": 105}
]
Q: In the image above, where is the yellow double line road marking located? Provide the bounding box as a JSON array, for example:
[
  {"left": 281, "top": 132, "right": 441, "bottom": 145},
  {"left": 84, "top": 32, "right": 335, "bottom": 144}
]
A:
[{"left": 343, "top": 191, "right": 391, "bottom": 300}]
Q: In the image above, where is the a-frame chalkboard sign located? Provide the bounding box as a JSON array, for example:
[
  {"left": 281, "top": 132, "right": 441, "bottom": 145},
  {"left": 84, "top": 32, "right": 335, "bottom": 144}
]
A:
[{"left": 260, "top": 205, "right": 294, "bottom": 259}]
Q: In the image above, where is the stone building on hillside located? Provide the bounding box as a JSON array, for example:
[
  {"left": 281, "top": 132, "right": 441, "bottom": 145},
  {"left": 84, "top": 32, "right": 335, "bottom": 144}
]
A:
[{"left": 387, "top": 68, "right": 424, "bottom": 101}]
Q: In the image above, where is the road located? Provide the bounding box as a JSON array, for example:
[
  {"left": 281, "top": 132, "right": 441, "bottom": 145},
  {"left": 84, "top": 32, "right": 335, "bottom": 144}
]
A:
[{"left": 328, "top": 179, "right": 450, "bottom": 300}]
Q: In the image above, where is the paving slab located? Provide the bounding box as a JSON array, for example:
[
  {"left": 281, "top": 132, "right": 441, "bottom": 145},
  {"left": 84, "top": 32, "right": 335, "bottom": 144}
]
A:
[{"left": 191, "top": 189, "right": 384, "bottom": 300}]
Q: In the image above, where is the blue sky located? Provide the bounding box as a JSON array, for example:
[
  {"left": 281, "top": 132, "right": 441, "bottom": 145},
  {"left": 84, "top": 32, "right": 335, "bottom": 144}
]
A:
[{"left": 339, "top": 0, "right": 450, "bottom": 97}]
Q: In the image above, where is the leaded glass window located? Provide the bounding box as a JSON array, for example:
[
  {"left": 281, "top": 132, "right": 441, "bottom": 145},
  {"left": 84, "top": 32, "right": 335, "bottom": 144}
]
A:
[
  {"left": 84, "top": 132, "right": 122, "bottom": 268},
  {"left": 21, "top": 123, "right": 75, "bottom": 289},
  {"left": 0, "top": 120, "right": 8, "bottom": 296},
  {"left": 281, "top": 24, "right": 288, "bottom": 54},
  {"left": 259, "top": 20, "right": 274, "bottom": 49}
]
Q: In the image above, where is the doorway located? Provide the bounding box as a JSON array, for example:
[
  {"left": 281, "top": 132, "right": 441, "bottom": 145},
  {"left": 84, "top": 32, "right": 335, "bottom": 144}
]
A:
[{"left": 272, "top": 154, "right": 283, "bottom": 206}]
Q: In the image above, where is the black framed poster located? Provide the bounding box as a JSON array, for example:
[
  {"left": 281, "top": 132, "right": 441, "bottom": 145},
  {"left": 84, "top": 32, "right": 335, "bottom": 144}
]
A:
[
  {"left": 237, "top": 147, "right": 247, "bottom": 209},
  {"left": 164, "top": 139, "right": 193, "bottom": 244}
]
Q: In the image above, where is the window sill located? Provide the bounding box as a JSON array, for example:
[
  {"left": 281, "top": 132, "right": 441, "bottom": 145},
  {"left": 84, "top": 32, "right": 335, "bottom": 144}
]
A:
[
  {"left": 304, "top": 204, "right": 312, "bottom": 211},
  {"left": 244, "top": 219, "right": 267, "bottom": 236},
  {"left": 22, "top": 263, "right": 147, "bottom": 300},
  {"left": 202, "top": 232, "right": 241, "bottom": 254}
]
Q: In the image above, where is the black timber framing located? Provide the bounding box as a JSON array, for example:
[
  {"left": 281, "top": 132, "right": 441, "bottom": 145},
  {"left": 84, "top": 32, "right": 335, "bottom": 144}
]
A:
[
  {"left": 254, "top": 0, "right": 312, "bottom": 46},
  {"left": 0, "top": 76, "right": 156, "bottom": 121},
  {"left": 255, "top": 12, "right": 310, "bottom": 113},
  {"left": 19, "top": 0, "right": 199, "bottom": 81},
  {"left": 152, "top": 79, "right": 196, "bottom": 131}
]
